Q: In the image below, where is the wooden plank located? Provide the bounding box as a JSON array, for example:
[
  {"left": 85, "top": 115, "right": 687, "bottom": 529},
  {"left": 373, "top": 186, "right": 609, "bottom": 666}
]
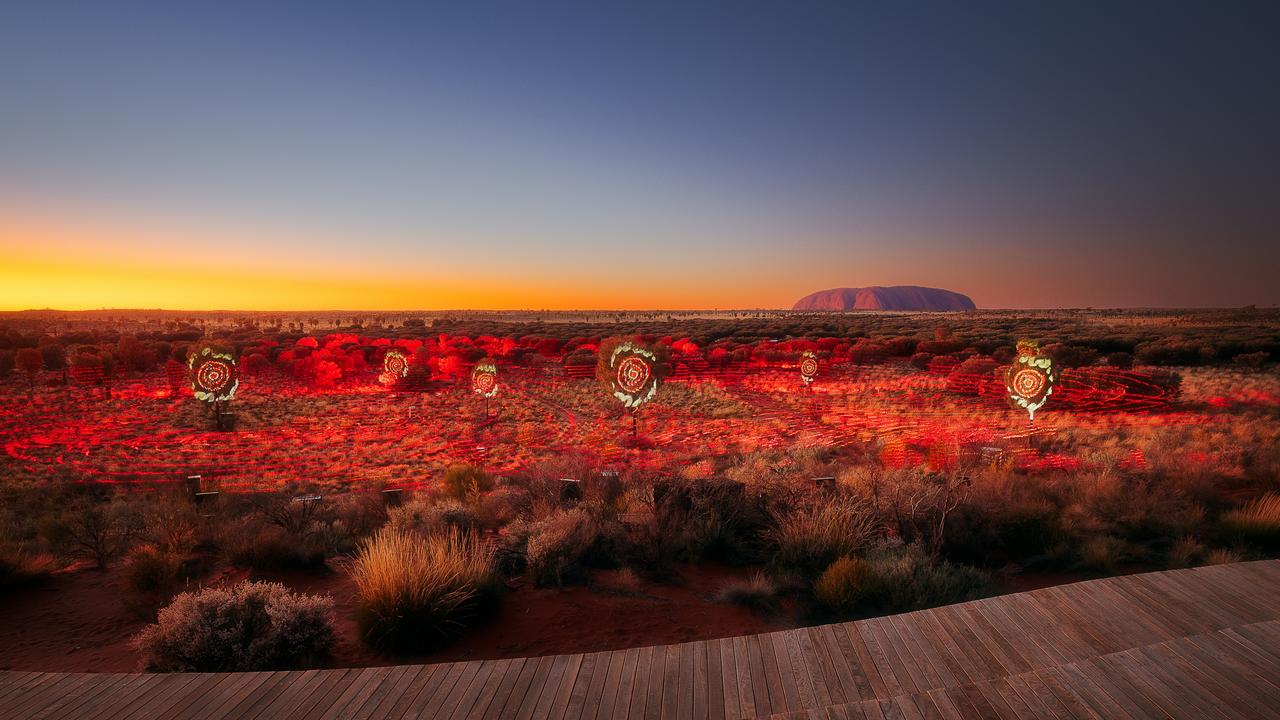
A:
[
  {"left": 1069, "top": 659, "right": 1163, "bottom": 720},
  {"left": 591, "top": 651, "right": 627, "bottom": 720},
  {"left": 942, "top": 604, "right": 1026, "bottom": 678},
  {"left": 349, "top": 665, "right": 416, "bottom": 720},
  {"left": 209, "top": 670, "right": 293, "bottom": 720},
  {"left": 493, "top": 658, "right": 542, "bottom": 720},
  {"left": 513, "top": 656, "right": 556, "bottom": 720},
  {"left": 874, "top": 617, "right": 933, "bottom": 696},
  {"left": 564, "top": 653, "right": 602, "bottom": 720},
  {"left": 159, "top": 672, "right": 254, "bottom": 720},
  {"left": 703, "top": 639, "right": 726, "bottom": 720},
  {"left": 476, "top": 658, "right": 528, "bottom": 720},
  {"left": 441, "top": 660, "right": 500, "bottom": 720},
  {"left": 643, "top": 644, "right": 667, "bottom": 720},
  {"left": 27, "top": 672, "right": 125, "bottom": 720},
  {"left": 811, "top": 625, "right": 862, "bottom": 704},
  {"left": 611, "top": 647, "right": 641, "bottom": 720},
  {"left": 541, "top": 653, "right": 584, "bottom": 720},
  {"left": 887, "top": 612, "right": 954, "bottom": 691},
  {"left": 106, "top": 673, "right": 205, "bottom": 720},
  {"left": 768, "top": 631, "right": 804, "bottom": 712},
  {"left": 757, "top": 632, "right": 790, "bottom": 714},
  {"left": 627, "top": 645, "right": 654, "bottom": 720},
  {"left": 741, "top": 633, "right": 769, "bottom": 717},
  {"left": 832, "top": 622, "right": 889, "bottom": 700},
  {"left": 659, "top": 642, "right": 681, "bottom": 720},
  {"left": 854, "top": 620, "right": 911, "bottom": 697},
  {"left": 689, "top": 641, "right": 707, "bottom": 720},
  {"left": 0, "top": 672, "right": 74, "bottom": 718},
  {"left": 375, "top": 663, "right": 444, "bottom": 719},
  {"left": 1155, "top": 637, "right": 1275, "bottom": 720},
  {"left": 800, "top": 627, "right": 844, "bottom": 708}
]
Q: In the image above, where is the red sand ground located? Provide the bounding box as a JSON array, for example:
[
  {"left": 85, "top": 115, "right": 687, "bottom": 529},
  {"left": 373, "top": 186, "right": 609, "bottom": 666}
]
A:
[{"left": 0, "top": 563, "right": 786, "bottom": 673}]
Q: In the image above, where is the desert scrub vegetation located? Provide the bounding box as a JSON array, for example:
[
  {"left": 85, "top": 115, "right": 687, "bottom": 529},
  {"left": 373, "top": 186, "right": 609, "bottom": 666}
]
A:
[
  {"left": 812, "top": 556, "right": 875, "bottom": 614},
  {"left": 122, "top": 543, "right": 183, "bottom": 595},
  {"left": 653, "top": 478, "right": 771, "bottom": 564},
  {"left": 135, "top": 580, "right": 335, "bottom": 672},
  {"left": 1220, "top": 494, "right": 1280, "bottom": 550},
  {"left": 813, "top": 545, "right": 993, "bottom": 616},
  {"left": 439, "top": 463, "right": 495, "bottom": 500},
  {"left": 351, "top": 527, "right": 499, "bottom": 653},
  {"left": 522, "top": 507, "right": 610, "bottom": 586},
  {"left": 715, "top": 571, "right": 779, "bottom": 614},
  {"left": 769, "top": 497, "right": 881, "bottom": 576},
  {"left": 386, "top": 497, "right": 480, "bottom": 536},
  {"left": 0, "top": 541, "right": 54, "bottom": 591}
]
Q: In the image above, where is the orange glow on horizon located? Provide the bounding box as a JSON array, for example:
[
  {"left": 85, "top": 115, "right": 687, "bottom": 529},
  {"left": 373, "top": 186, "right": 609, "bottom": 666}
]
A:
[{"left": 0, "top": 213, "right": 788, "bottom": 311}]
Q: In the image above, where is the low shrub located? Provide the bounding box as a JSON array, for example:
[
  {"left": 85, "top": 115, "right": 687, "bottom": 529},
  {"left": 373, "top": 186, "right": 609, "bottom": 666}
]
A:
[
  {"left": 654, "top": 478, "right": 769, "bottom": 564},
  {"left": 771, "top": 499, "right": 880, "bottom": 576},
  {"left": 351, "top": 528, "right": 498, "bottom": 653},
  {"left": 221, "top": 517, "right": 327, "bottom": 572},
  {"left": 123, "top": 543, "right": 181, "bottom": 595},
  {"left": 440, "top": 464, "right": 495, "bottom": 500},
  {"left": 41, "top": 498, "right": 142, "bottom": 569},
  {"left": 856, "top": 545, "right": 992, "bottom": 612},
  {"left": 1206, "top": 548, "right": 1243, "bottom": 565},
  {"left": 1078, "top": 535, "right": 1128, "bottom": 572},
  {"left": 387, "top": 498, "right": 480, "bottom": 537},
  {"left": 812, "top": 556, "right": 875, "bottom": 614},
  {"left": 135, "top": 581, "right": 335, "bottom": 671},
  {"left": 715, "top": 571, "right": 778, "bottom": 614},
  {"left": 477, "top": 485, "right": 532, "bottom": 529},
  {"left": 0, "top": 542, "right": 54, "bottom": 590},
  {"left": 525, "top": 508, "right": 599, "bottom": 587},
  {"left": 1167, "top": 537, "right": 1205, "bottom": 569},
  {"left": 1220, "top": 494, "right": 1280, "bottom": 549}
]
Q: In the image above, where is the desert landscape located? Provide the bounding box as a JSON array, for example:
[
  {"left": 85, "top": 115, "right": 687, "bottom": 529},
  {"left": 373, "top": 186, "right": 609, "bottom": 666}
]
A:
[
  {"left": 4, "top": 2, "right": 1279, "bottom": 717},
  {"left": 2, "top": 308, "right": 1277, "bottom": 676}
]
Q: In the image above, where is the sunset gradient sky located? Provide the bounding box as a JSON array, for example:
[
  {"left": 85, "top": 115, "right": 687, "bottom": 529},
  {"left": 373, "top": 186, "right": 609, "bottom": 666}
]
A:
[{"left": 2, "top": 2, "right": 1277, "bottom": 310}]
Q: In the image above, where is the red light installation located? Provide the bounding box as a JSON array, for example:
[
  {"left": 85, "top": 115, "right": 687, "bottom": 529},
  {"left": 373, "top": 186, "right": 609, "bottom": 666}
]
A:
[
  {"left": 380, "top": 349, "right": 409, "bottom": 386},
  {"left": 189, "top": 347, "right": 239, "bottom": 403},
  {"left": 799, "top": 351, "right": 818, "bottom": 386},
  {"left": 605, "top": 342, "right": 661, "bottom": 408},
  {"left": 471, "top": 359, "right": 498, "bottom": 398},
  {"left": 1003, "top": 340, "right": 1055, "bottom": 421}
]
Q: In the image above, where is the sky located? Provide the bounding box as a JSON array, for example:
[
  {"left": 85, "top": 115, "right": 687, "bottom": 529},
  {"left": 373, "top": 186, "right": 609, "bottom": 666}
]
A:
[{"left": 1, "top": 1, "right": 1278, "bottom": 310}]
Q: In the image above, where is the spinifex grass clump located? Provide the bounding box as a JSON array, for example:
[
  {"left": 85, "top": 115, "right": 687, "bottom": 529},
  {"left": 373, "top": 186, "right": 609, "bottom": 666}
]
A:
[
  {"left": 351, "top": 527, "right": 499, "bottom": 653},
  {"left": 1220, "top": 494, "right": 1280, "bottom": 549}
]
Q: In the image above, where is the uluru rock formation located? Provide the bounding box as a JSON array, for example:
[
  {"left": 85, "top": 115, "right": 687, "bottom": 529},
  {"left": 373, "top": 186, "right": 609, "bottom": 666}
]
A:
[{"left": 793, "top": 285, "right": 976, "bottom": 311}]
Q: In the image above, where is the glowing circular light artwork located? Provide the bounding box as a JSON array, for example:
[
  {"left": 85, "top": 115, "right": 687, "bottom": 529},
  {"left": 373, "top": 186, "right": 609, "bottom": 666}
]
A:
[
  {"left": 383, "top": 350, "right": 409, "bottom": 378},
  {"left": 608, "top": 342, "right": 661, "bottom": 408},
  {"left": 616, "top": 356, "right": 651, "bottom": 394},
  {"left": 1004, "top": 340, "right": 1056, "bottom": 420},
  {"left": 471, "top": 359, "right": 499, "bottom": 398},
  {"left": 799, "top": 351, "right": 819, "bottom": 385},
  {"left": 188, "top": 347, "right": 239, "bottom": 403}
]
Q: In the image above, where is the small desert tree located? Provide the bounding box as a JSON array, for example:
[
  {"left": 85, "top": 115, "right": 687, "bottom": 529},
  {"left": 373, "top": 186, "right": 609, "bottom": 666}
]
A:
[{"left": 15, "top": 347, "right": 43, "bottom": 398}]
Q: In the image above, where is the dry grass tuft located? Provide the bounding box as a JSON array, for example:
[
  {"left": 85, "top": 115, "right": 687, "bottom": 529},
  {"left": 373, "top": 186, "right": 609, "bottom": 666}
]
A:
[
  {"left": 1220, "top": 494, "right": 1280, "bottom": 549},
  {"left": 771, "top": 499, "right": 880, "bottom": 575},
  {"left": 350, "top": 527, "right": 497, "bottom": 653}
]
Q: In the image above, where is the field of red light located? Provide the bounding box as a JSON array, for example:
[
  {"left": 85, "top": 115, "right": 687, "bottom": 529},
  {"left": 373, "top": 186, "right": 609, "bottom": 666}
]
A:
[{"left": 2, "top": 351, "right": 1257, "bottom": 492}]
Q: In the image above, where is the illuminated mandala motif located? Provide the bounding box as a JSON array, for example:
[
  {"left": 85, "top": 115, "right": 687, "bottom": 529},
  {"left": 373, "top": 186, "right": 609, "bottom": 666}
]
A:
[
  {"left": 609, "top": 342, "right": 660, "bottom": 408},
  {"left": 799, "top": 351, "right": 819, "bottom": 386},
  {"left": 383, "top": 350, "right": 409, "bottom": 377},
  {"left": 1004, "top": 340, "right": 1056, "bottom": 420},
  {"left": 472, "top": 359, "right": 499, "bottom": 398},
  {"left": 188, "top": 347, "right": 239, "bottom": 403}
]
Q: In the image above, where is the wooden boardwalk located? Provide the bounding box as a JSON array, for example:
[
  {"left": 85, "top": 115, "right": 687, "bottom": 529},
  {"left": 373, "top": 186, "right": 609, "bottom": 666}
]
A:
[{"left": 2, "top": 560, "right": 1279, "bottom": 719}]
